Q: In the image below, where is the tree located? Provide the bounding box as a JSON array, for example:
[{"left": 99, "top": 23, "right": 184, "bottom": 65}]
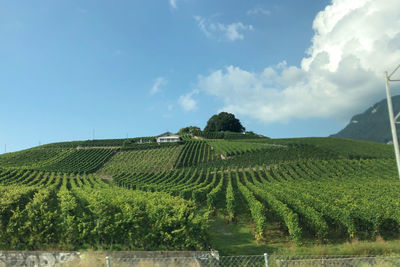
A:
[
  {"left": 178, "top": 126, "right": 202, "bottom": 136},
  {"left": 204, "top": 112, "right": 245, "bottom": 133}
]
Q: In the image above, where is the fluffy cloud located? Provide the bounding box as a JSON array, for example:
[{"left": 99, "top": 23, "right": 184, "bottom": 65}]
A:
[
  {"left": 178, "top": 90, "right": 199, "bottom": 111},
  {"left": 194, "top": 16, "right": 253, "bottom": 42},
  {"left": 150, "top": 77, "right": 167, "bottom": 95},
  {"left": 197, "top": 0, "right": 400, "bottom": 123},
  {"left": 169, "top": 0, "right": 177, "bottom": 9}
]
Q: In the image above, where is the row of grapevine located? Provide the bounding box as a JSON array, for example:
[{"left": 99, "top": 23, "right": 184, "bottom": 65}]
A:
[
  {"left": 197, "top": 131, "right": 262, "bottom": 139},
  {"left": 196, "top": 144, "right": 343, "bottom": 169},
  {"left": 206, "top": 169, "right": 225, "bottom": 211},
  {"left": 38, "top": 137, "right": 153, "bottom": 149},
  {"left": 205, "top": 140, "right": 272, "bottom": 157},
  {"left": 0, "top": 169, "right": 55, "bottom": 186},
  {"left": 40, "top": 148, "right": 117, "bottom": 173},
  {"left": 240, "top": 168, "right": 302, "bottom": 242},
  {"left": 113, "top": 158, "right": 400, "bottom": 242},
  {"left": 0, "top": 172, "right": 209, "bottom": 250},
  {"left": 0, "top": 147, "right": 67, "bottom": 168},
  {"left": 4, "top": 157, "right": 394, "bottom": 246},
  {"left": 174, "top": 140, "right": 217, "bottom": 167},
  {"left": 99, "top": 146, "right": 183, "bottom": 175},
  {"left": 113, "top": 167, "right": 227, "bottom": 212},
  {"left": 234, "top": 169, "right": 266, "bottom": 240},
  {"left": 271, "top": 137, "right": 394, "bottom": 159},
  {"left": 251, "top": 167, "right": 329, "bottom": 239}
]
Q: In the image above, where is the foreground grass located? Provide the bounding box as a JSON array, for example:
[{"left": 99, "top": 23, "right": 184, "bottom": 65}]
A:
[
  {"left": 209, "top": 211, "right": 289, "bottom": 255},
  {"left": 209, "top": 212, "right": 400, "bottom": 256}
]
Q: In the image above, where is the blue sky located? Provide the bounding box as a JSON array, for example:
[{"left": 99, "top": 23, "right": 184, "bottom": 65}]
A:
[{"left": 2, "top": 0, "right": 400, "bottom": 153}]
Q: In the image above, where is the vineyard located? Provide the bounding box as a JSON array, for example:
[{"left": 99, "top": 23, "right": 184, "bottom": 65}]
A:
[
  {"left": 0, "top": 147, "right": 67, "bottom": 168},
  {"left": 0, "top": 171, "right": 207, "bottom": 250},
  {"left": 113, "top": 158, "right": 400, "bottom": 242},
  {"left": 100, "top": 146, "right": 183, "bottom": 174},
  {"left": 38, "top": 148, "right": 117, "bottom": 173},
  {"left": 0, "top": 136, "right": 399, "bottom": 253},
  {"left": 205, "top": 140, "right": 275, "bottom": 157},
  {"left": 174, "top": 140, "right": 218, "bottom": 167}
]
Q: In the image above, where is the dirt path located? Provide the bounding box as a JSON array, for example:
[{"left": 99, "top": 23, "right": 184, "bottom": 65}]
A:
[
  {"left": 76, "top": 146, "right": 121, "bottom": 150},
  {"left": 96, "top": 174, "right": 113, "bottom": 180},
  {"left": 210, "top": 164, "right": 276, "bottom": 174}
]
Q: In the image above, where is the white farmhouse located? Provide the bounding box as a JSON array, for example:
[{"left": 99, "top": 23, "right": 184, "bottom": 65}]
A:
[{"left": 156, "top": 132, "right": 181, "bottom": 143}]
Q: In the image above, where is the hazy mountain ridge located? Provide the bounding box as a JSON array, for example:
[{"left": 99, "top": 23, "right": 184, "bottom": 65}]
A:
[{"left": 332, "top": 95, "right": 400, "bottom": 143}]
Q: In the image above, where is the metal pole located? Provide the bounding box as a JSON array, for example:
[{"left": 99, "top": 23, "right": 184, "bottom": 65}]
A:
[
  {"left": 106, "top": 256, "right": 111, "bottom": 267},
  {"left": 264, "top": 253, "right": 269, "bottom": 267},
  {"left": 385, "top": 71, "right": 400, "bottom": 180}
]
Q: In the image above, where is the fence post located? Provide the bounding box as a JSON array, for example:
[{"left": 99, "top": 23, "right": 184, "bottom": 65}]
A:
[
  {"left": 106, "top": 256, "right": 111, "bottom": 267},
  {"left": 264, "top": 253, "right": 269, "bottom": 267}
]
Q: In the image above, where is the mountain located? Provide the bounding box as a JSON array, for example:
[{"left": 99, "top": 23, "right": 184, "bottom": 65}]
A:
[{"left": 332, "top": 95, "right": 400, "bottom": 143}]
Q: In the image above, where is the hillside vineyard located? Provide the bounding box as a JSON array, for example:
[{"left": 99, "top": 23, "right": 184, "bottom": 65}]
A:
[{"left": 0, "top": 136, "right": 399, "bottom": 250}]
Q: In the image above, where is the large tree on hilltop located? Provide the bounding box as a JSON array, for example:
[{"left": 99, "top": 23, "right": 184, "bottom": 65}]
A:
[{"left": 204, "top": 112, "right": 245, "bottom": 133}]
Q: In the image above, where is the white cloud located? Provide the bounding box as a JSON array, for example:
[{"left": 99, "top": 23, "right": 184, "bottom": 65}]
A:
[
  {"left": 150, "top": 77, "right": 167, "bottom": 95},
  {"left": 194, "top": 16, "right": 253, "bottom": 42},
  {"left": 170, "top": 0, "right": 177, "bottom": 9},
  {"left": 247, "top": 7, "right": 271, "bottom": 16},
  {"left": 194, "top": 16, "right": 212, "bottom": 38},
  {"left": 178, "top": 90, "right": 199, "bottom": 111},
  {"left": 196, "top": 0, "right": 400, "bottom": 123}
]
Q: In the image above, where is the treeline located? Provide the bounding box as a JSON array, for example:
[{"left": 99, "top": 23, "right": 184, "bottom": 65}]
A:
[{"left": 197, "top": 131, "right": 264, "bottom": 140}]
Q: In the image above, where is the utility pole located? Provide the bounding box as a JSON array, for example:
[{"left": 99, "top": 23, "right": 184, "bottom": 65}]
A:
[
  {"left": 384, "top": 64, "right": 400, "bottom": 180},
  {"left": 4, "top": 144, "right": 6, "bottom": 153},
  {"left": 92, "top": 129, "right": 95, "bottom": 140}
]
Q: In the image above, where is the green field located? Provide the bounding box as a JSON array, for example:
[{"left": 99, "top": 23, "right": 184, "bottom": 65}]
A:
[{"left": 0, "top": 136, "right": 399, "bottom": 254}]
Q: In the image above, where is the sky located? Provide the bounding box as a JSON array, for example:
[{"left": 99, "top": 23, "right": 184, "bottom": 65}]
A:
[{"left": 1, "top": 0, "right": 400, "bottom": 153}]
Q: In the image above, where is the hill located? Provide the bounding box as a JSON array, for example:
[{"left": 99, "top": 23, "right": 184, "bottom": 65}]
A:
[
  {"left": 0, "top": 135, "right": 399, "bottom": 255},
  {"left": 332, "top": 95, "right": 400, "bottom": 143}
]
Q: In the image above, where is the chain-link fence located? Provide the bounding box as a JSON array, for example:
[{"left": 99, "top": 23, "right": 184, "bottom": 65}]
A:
[
  {"left": 268, "top": 255, "right": 400, "bottom": 267},
  {"left": 107, "top": 254, "right": 400, "bottom": 267},
  {"left": 1, "top": 252, "right": 400, "bottom": 266}
]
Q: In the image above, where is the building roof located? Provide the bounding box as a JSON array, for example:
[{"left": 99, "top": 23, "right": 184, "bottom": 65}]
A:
[{"left": 156, "top": 132, "right": 180, "bottom": 138}]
